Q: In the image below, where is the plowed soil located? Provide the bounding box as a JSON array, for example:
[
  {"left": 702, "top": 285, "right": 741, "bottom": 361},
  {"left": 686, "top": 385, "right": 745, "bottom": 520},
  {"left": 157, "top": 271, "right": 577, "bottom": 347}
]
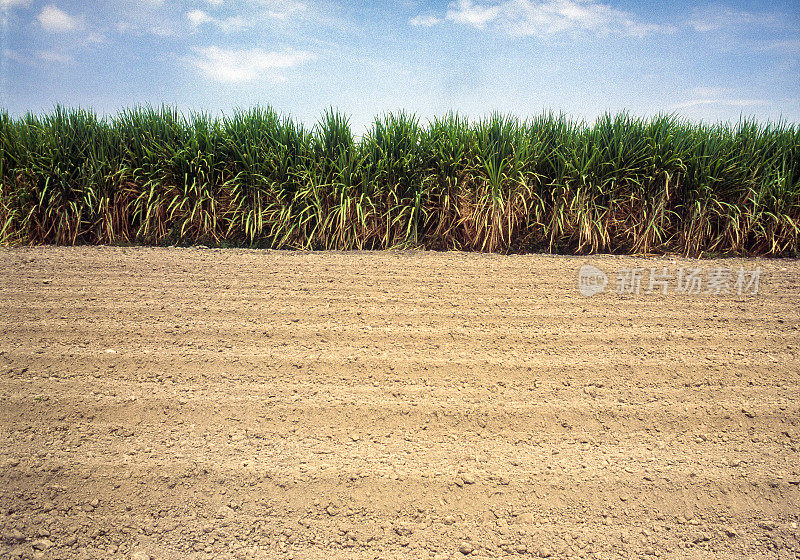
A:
[{"left": 1, "top": 247, "right": 799, "bottom": 560}]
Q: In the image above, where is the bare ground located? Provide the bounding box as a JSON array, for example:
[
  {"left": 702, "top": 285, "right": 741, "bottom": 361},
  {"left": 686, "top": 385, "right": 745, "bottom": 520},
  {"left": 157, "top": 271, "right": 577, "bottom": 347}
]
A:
[{"left": 0, "top": 247, "right": 799, "bottom": 560}]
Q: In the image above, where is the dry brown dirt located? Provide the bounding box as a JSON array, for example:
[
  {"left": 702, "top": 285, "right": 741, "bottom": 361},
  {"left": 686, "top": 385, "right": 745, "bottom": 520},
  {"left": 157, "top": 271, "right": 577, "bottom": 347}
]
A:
[{"left": 1, "top": 247, "right": 799, "bottom": 560}]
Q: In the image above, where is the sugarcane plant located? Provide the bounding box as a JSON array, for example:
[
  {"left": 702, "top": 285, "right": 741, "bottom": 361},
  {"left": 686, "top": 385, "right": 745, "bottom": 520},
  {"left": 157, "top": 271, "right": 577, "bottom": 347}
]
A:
[{"left": 1, "top": 105, "right": 798, "bottom": 255}]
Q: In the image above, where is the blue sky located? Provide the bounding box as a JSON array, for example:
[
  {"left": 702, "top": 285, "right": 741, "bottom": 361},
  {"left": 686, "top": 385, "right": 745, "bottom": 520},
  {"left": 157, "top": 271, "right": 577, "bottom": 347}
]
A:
[{"left": 1, "top": 0, "right": 798, "bottom": 132}]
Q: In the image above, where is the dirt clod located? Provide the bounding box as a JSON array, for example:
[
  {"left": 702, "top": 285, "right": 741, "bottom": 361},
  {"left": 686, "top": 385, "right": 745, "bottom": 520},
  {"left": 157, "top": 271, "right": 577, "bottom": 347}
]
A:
[
  {"left": 3, "top": 530, "right": 25, "bottom": 544},
  {"left": 459, "top": 542, "right": 475, "bottom": 555},
  {"left": 30, "top": 539, "right": 53, "bottom": 551}
]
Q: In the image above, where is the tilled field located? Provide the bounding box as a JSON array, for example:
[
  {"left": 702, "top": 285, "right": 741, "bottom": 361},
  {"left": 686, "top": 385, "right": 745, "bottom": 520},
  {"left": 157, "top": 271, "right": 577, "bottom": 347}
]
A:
[{"left": 0, "top": 247, "right": 799, "bottom": 560}]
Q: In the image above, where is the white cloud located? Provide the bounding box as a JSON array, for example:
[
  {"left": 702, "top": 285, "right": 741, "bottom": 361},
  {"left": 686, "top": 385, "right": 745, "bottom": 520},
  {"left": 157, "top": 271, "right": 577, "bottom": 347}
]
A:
[
  {"left": 252, "top": 0, "right": 306, "bottom": 13},
  {"left": 437, "top": 0, "right": 673, "bottom": 37},
  {"left": 409, "top": 14, "right": 441, "bottom": 27},
  {"left": 0, "top": 0, "right": 30, "bottom": 7},
  {"left": 38, "top": 50, "right": 74, "bottom": 64},
  {"left": 115, "top": 21, "right": 135, "bottom": 33},
  {"left": 689, "top": 86, "right": 730, "bottom": 98},
  {"left": 759, "top": 38, "right": 800, "bottom": 54},
  {"left": 261, "top": 1, "right": 306, "bottom": 20},
  {"left": 216, "top": 15, "right": 249, "bottom": 31},
  {"left": 622, "top": 20, "right": 673, "bottom": 38},
  {"left": 2, "top": 48, "right": 26, "bottom": 63},
  {"left": 150, "top": 25, "right": 175, "bottom": 37},
  {"left": 671, "top": 87, "right": 772, "bottom": 111},
  {"left": 447, "top": 0, "right": 499, "bottom": 29},
  {"left": 671, "top": 98, "right": 770, "bottom": 110},
  {"left": 37, "top": 5, "right": 82, "bottom": 32},
  {"left": 85, "top": 32, "right": 107, "bottom": 45},
  {"left": 186, "top": 10, "right": 250, "bottom": 32},
  {"left": 688, "top": 8, "right": 783, "bottom": 33},
  {"left": 185, "top": 2, "right": 306, "bottom": 32},
  {"left": 187, "top": 46, "right": 315, "bottom": 82},
  {"left": 221, "top": 0, "right": 307, "bottom": 21},
  {"left": 187, "top": 9, "right": 213, "bottom": 27},
  {"left": 115, "top": 20, "right": 175, "bottom": 37}
]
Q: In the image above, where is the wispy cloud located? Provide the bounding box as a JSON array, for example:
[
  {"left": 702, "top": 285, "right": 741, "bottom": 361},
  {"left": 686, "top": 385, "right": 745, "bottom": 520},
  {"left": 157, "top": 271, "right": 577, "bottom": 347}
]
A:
[
  {"left": 85, "top": 32, "right": 107, "bottom": 45},
  {"left": 185, "top": 1, "right": 308, "bottom": 33},
  {"left": 687, "top": 7, "right": 785, "bottom": 33},
  {"left": 688, "top": 87, "right": 729, "bottom": 98},
  {"left": 37, "top": 5, "right": 83, "bottom": 32},
  {"left": 186, "top": 9, "right": 249, "bottom": 32},
  {"left": 38, "top": 50, "right": 74, "bottom": 65},
  {"left": 256, "top": 0, "right": 307, "bottom": 20},
  {"left": 418, "top": 0, "right": 674, "bottom": 37},
  {"left": 671, "top": 97, "right": 770, "bottom": 110},
  {"left": 757, "top": 38, "right": 800, "bottom": 54},
  {"left": 671, "top": 87, "right": 772, "bottom": 111},
  {"left": 0, "top": 0, "right": 30, "bottom": 8},
  {"left": 150, "top": 25, "right": 177, "bottom": 37},
  {"left": 116, "top": 18, "right": 178, "bottom": 37},
  {"left": 187, "top": 45, "right": 315, "bottom": 82},
  {"left": 187, "top": 9, "right": 213, "bottom": 27},
  {"left": 409, "top": 14, "right": 441, "bottom": 27},
  {"left": 446, "top": 0, "right": 499, "bottom": 29},
  {"left": 2, "top": 48, "right": 26, "bottom": 63},
  {"left": 115, "top": 20, "right": 173, "bottom": 37}
]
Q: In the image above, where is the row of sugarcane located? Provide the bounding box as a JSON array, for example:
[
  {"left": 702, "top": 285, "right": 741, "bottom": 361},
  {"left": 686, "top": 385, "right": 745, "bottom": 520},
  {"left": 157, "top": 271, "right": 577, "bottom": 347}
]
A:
[{"left": 1, "top": 105, "right": 798, "bottom": 255}]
